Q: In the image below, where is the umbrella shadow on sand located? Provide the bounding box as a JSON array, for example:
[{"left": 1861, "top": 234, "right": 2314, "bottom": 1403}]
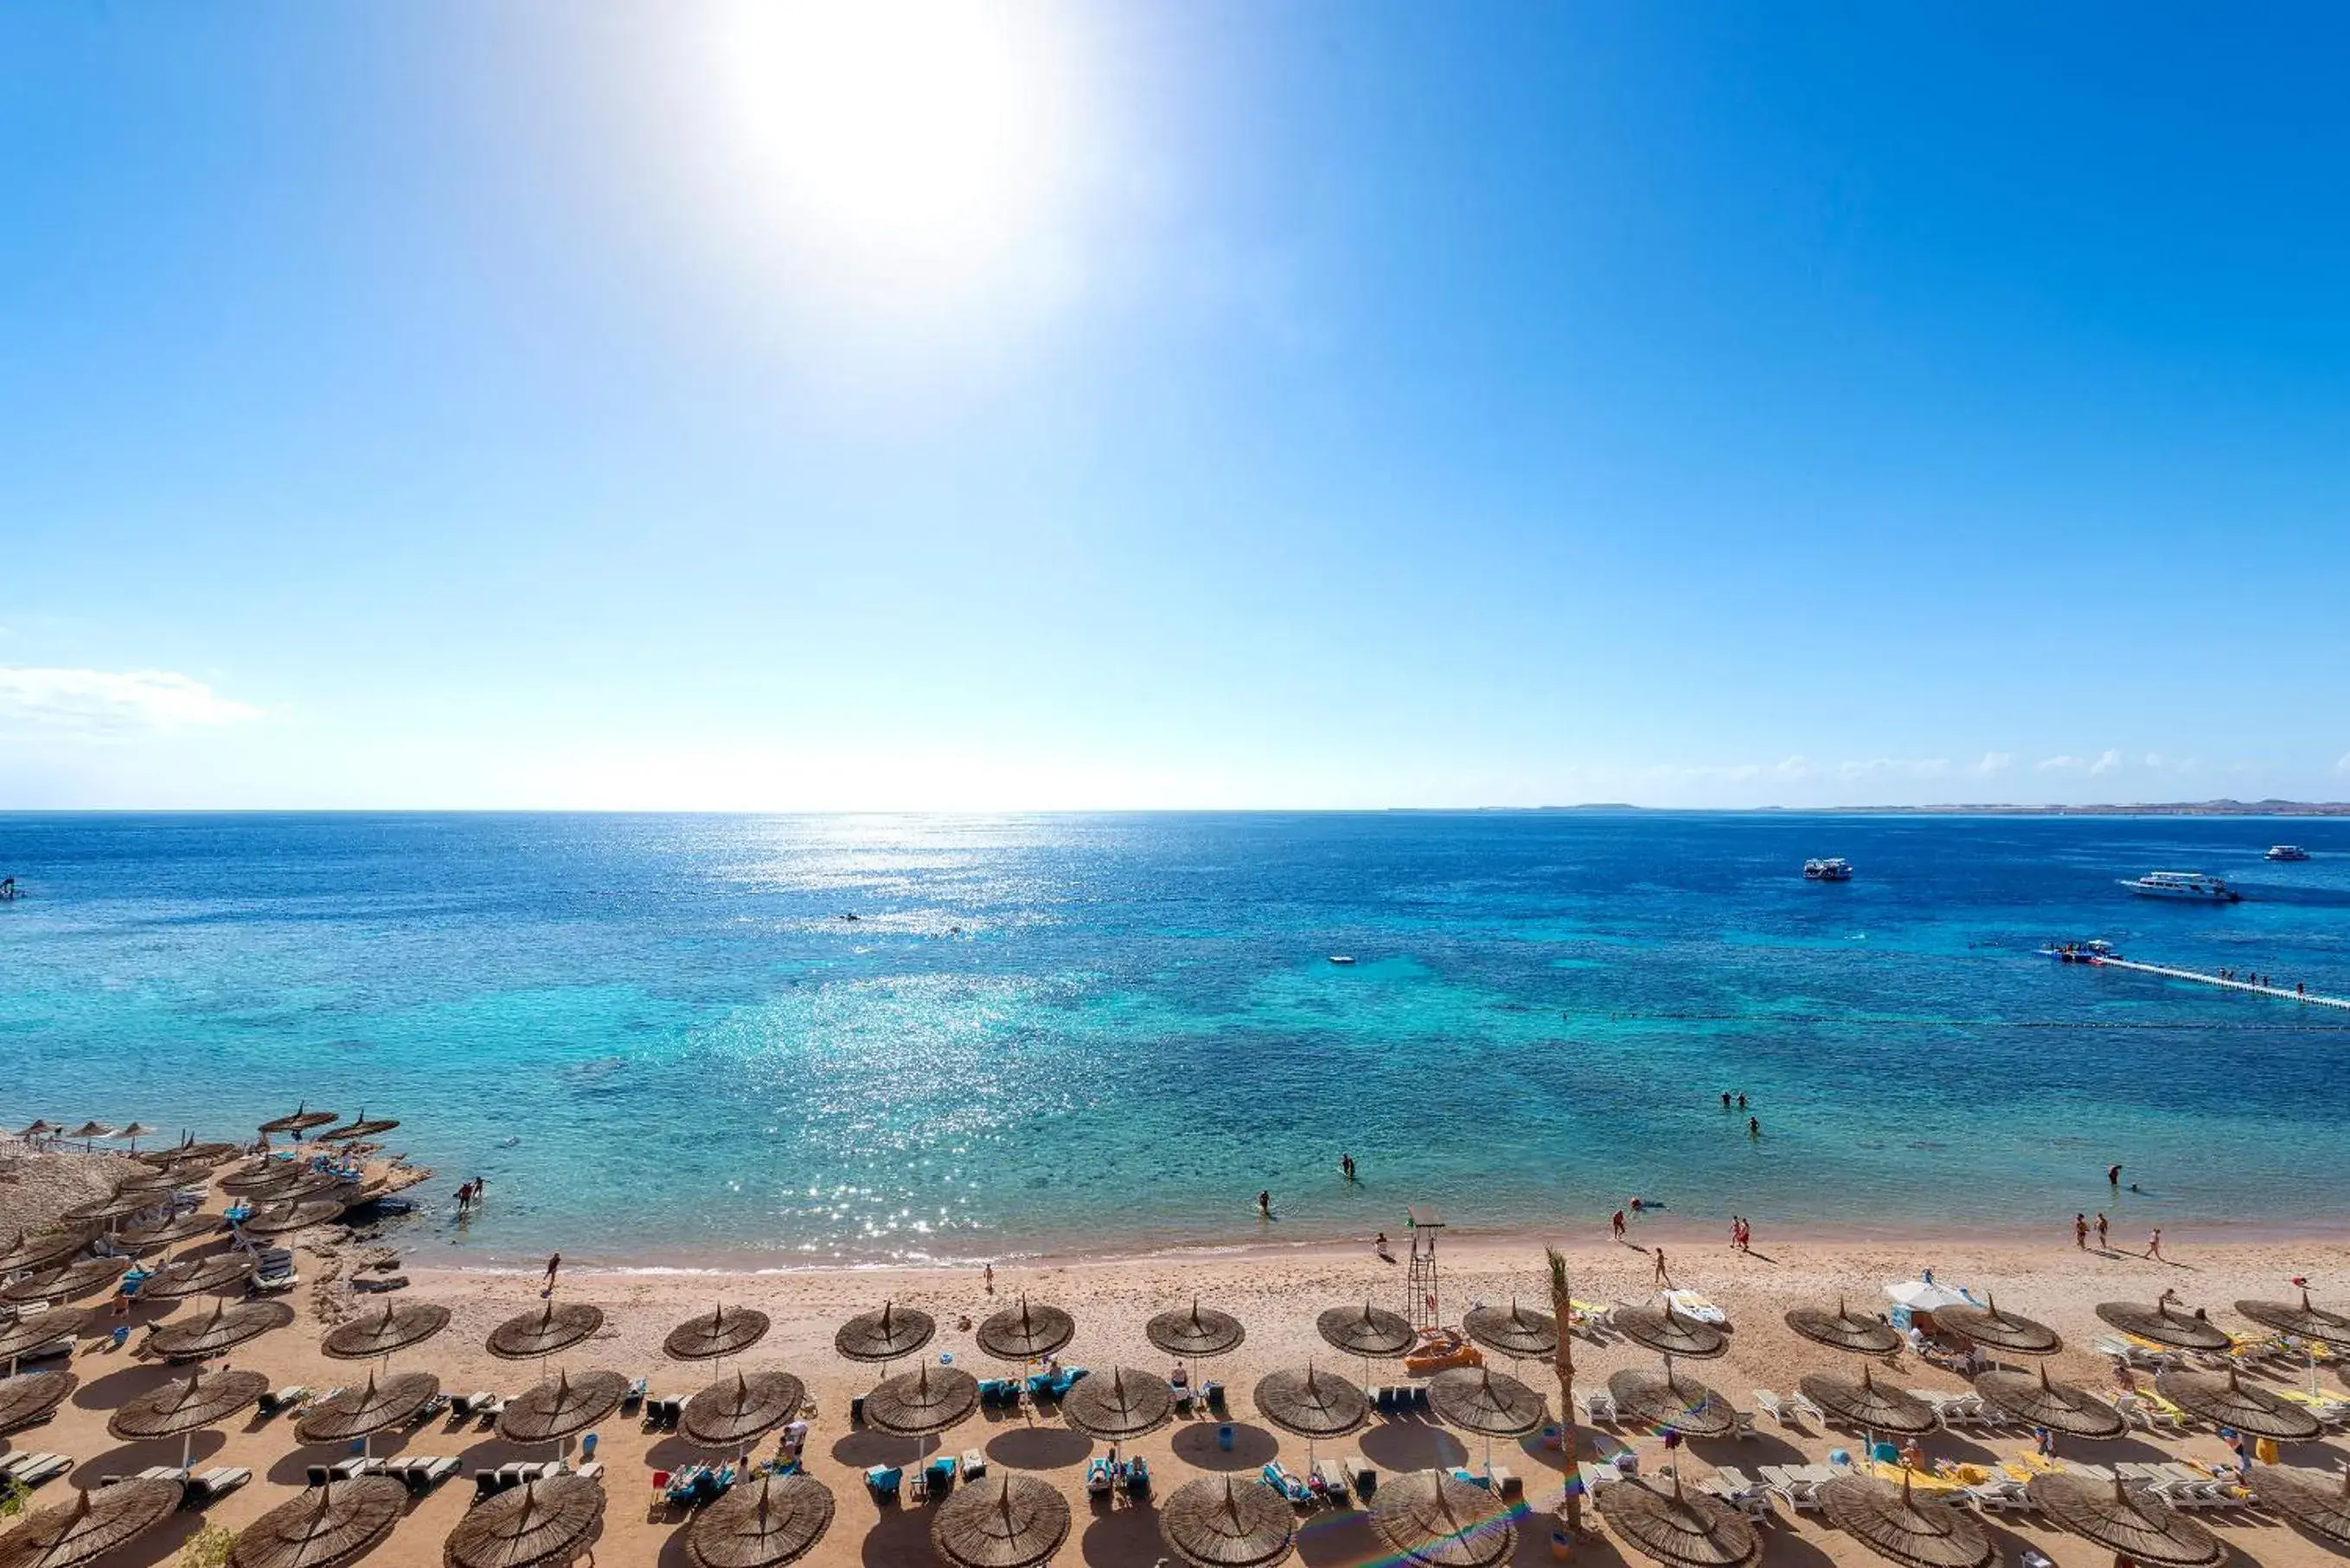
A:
[
  {"left": 860, "top": 1503, "right": 935, "bottom": 1567},
  {"left": 1293, "top": 1509, "right": 1383, "bottom": 1567},
  {"left": 1358, "top": 1418, "right": 1467, "bottom": 1471},
  {"left": 984, "top": 1425, "right": 1091, "bottom": 1469},
  {"left": 829, "top": 1430, "right": 919, "bottom": 1469},
  {"left": 1077, "top": 1502, "right": 1162, "bottom": 1565},
  {"left": 70, "top": 1360, "right": 181, "bottom": 1411},
  {"left": 1170, "top": 1420, "right": 1277, "bottom": 1471}
]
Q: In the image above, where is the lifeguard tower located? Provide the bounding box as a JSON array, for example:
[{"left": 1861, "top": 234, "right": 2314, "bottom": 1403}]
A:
[{"left": 1404, "top": 1204, "right": 1444, "bottom": 1330}]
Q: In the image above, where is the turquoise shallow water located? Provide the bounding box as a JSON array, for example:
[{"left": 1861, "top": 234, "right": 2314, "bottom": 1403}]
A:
[{"left": 3, "top": 811, "right": 2347, "bottom": 1264}]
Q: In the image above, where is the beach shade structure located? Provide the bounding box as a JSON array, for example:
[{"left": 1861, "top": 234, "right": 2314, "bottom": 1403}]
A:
[
  {"left": 1606, "top": 1367, "right": 1737, "bottom": 1440},
  {"left": 683, "top": 1472, "right": 836, "bottom": 1568},
  {"left": 323, "top": 1299, "right": 453, "bottom": 1361},
  {"left": 1158, "top": 1475, "right": 1296, "bottom": 1568},
  {"left": 1148, "top": 1298, "right": 1246, "bottom": 1379},
  {"left": 109, "top": 1166, "right": 193, "bottom": 1199},
  {"left": 114, "top": 1208, "right": 225, "bottom": 1253},
  {"left": 680, "top": 1371, "right": 808, "bottom": 1454},
  {"left": 1971, "top": 1365, "right": 2127, "bottom": 1439},
  {"left": 12, "top": 1122, "right": 54, "bottom": 1142},
  {"left": 2027, "top": 1472, "right": 2226, "bottom": 1568},
  {"left": 147, "top": 1297, "right": 295, "bottom": 1360},
  {"left": 1595, "top": 1473, "right": 1762, "bottom": 1568},
  {"left": 976, "top": 1296, "right": 1075, "bottom": 1363},
  {"left": 1935, "top": 1296, "right": 2061, "bottom": 1358},
  {"left": 1370, "top": 1468, "right": 1519, "bottom": 1568},
  {"left": 2155, "top": 1365, "right": 2324, "bottom": 1440},
  {"left": 0, "top": 1370, "right": 76, "bottom": 1437},
  {"left": 0, "top": 1307, "right": 89, "bottom": 1368},
  {"left": 1429, "top": 1365, "right": 1547, "bottom": 1474},
  {"left": 1317, "top": 1301, "right": 1415, "bottom": 1360},
  {"left": 2253, "top": 1465, "right": 2350, "bottom": 1550},
  {"left": 222, "top": 1162, "right": 302, "bottom": 1196},
  {"left": 1463, "top": 1299, "right": 1558, "bottom": 1363},
  {"left": 227, "top": 1475, "right": 409, "bottom": 1568},
  {"left": 0, "top": 1255, "right": 128, "bottom": 1305},
  {"left": 240, "top": 1195, "right": 347, "bottom": 1239},
  {"left": 57, "top": 1188, "right": 167, "bottom": 1225},
  {"left": 141, "top": 1251, "right": 254, "bottom": 1300},
  {"left": 443, "top": 1474, "right": 605, "bottom": 1568},
  {"left": 295, "top": 1371, "right": 443, "bottom": 1446},
  {"left": 497, "top": 1368, "right": 630, "bottom": 1447},
  {"left": 0, "top": 1226, "right": 99, "bottom": 1274},
  {"left": 318, "top": 1109, "right": 399, "bottom": 1142},
  {"left": 666, "top": 1303, "right": 772, "bottom": 1362},
  {"left": 833, "top": 1300, "right": 934, "bottom": 1367},
  {"left": 1060, "top": 1365, "right": 1175, "bottom": 1443},
  {"left": 140, "top": 1137, "right": 240, "bottom": 1168},
  {"left": 1786, "top": 1299, "right": 1904, "bottom": 1358},
  {"left": 486, "top": 1300, "right": 604, "bottom": 1362},
  {"left": 864, "top": 1361, "right": 980, "bottom": 1438},
  {"left": 237, "top": 1169, "right": 347, "bottom": 1205},
  {"left": 1796, "top": 1366, "right": 1938, "bottom": 1437},
  {"left": 111, "top": 1122, "right": 156, "bottom": 1150},
  {"left": 1819, "top": 1472, "right": 1995, "bottom": 1568},
  {"left": 2095, "top": 1299, "right": 2233, "bottom": 1353},
  {"left": 0, "top": 1480, "right": 184, "bottom": 1568},
  {"left": 63, "top": 1123, "right": 115, "bottom": 1149},
  {"left": 930, "top": 1473, "right": 1071, "bottom": 1568},
  {"left": 109, "top": 1366, "right": 270, "bottom": 1468},
  {"left": 259, "top": 1104, "right": 338, "bottom": 1136},
  {"left": 1614, "top": 1303, "right": 1730, "bottom": 1361},
  {"left": 2236, "top": 1289, "right": 2350, "bottom": 1350},
  {"left": 1252, "top": 1363, "right": 1367, "bottom": 1472}
]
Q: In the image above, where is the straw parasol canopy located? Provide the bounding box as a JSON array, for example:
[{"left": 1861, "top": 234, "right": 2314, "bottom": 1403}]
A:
[
  {"left": 2253, "top": 1465, "right": 2350, "bottom": 1549},
  {"left": 681, "top": 1370, "right": 808, "bottom": 1452},
  {"left": 976, "top": 1296, "right": 1074, "bottom": 1363},
  {"left": 443, "top": 1474, "right": 605, "bottom": 1568},
  {"left": 64, "top": 1123, "right": 115, "bottom": 1144},
  {"left": 0, "top": 1307, "right": 88, "bottom": 1362},
  {"left": 259, "top": 1104, "right": 338, "bottom": 1135},
  {"left": 57, "top": 1189, "right": 166, "bottom": 1224},
  {"left": 141, "top": 1251, "right": 254, "bottom": 1300},
  {"left": 141, "top": 1139, "right": 241, "bottom": 1167},
  {"left": 247, "top": 1168, "right": 348, "bottom": 1204},
  {"left": 1158, "top": 1476, "right": 1294, "bottom": 1568},
  {"left": 112, "top": 1123, "right": 156, "bottom": 1145},
  {"left": 930, "top": 1473, "right": 1071, "bottom": 1568},
  {"left": 684, "top": 1472, "right": 836, "bottom": 1568},
  {"left": 1, "top": 1255, "right": 129, "bottom": 1305},
  {"left": 1820, "top": 1473, "right": 1995, "bottom": 1568},
  {"left": 318, "top": 1110, "right": 399, "bottom": 1142},
  {"left": 1252, "top": 1365, "right": 1367, "bottom": 1441},
  {"left": 863, "top": 1361, "right": 979, "bottom": 1437},
  {"left": 323, "top": 1299, "right": 452, "bottom": 1360},
  {"left": 1369, "top": 1469, "right": 1518, "bottom": 1568},
  {"left": 1316, "top": 1300, "right": 1415, "bottom": 1360},
  {"left": 2027, "top": 1472, "right": 2225, "bottom": 1568},
  {"left": 222, "top": 1162, "right": 301, "bottom": 1196},
  {"left": 1428, "top": 1365, "right": 1547, "bottom": 1438},
  {"left": 1935, "top": 1296, "right": 2060, "bottom": 1357},
  {"left": 1614, "top": 1303, "right": 1730, "bottom": 1360},
  {"left": 1149, "top": 1299, "right": 1246, "bottom": 1361},
  {"left": 833, "top": 1301, "right": 934, "bottom": 1364},
  {"left": 666, "top": 1304, "right": 772, "bottom": 1361},
  {"left": 497, "top": 1368, "right": 630, "bottom": 1445},
  {"left": 0, "top": 1225, "right": 99, "bottom": 1274},
  {"left": 240, "top": 1195, "right": 347, "bottom": 1238},
  {"left": 1607, "top": 1367, "right": 1736, "bottom": 1439},
  {"left": 2236, "top": 1289, "right": 2350, "bottom": 1350},
  {"left": 0, "top": 1480, "right": 183, "bottom": 1568},
  {"left": 13, "top": 1122, "right": 54, "bottom": 1141},
  {"left": 1796, "top": 1366, "right": 1937, "bottom": 1437},
  {"left": 109, "top": 1366, "right": 270, "bottom": 1440},
  {"left": 1786, "top": 1298, "right": 1903, "bottom": 1357},
  {"left": 114, "top": 1209, "right": 224, "bottom": 1252},
  {"left": 110, "top": 1167, "right": 191, "bottom": 1198},
  {"left": 0, "top": 1370, "right": 76, "bottom": 1437},
  {"left": 1595, "top": 1473, "right": 1762, "bottom": 1568},
  {"left": 1463, "top": 1300, "right": 1558, "bottom": 1361},
  {"left": 1972, "top": 1365, "right": 2127, "bottom": 1439},
  {"left": 146, "top": 1297, "right": 294, "bottom": 1360},
  {"left": 295, "top": 1371, "right": 443, "bottom": 1443},
  {"left": 1060, "top": 1365, "right": 1175, "bottom": 1443},
  {"left": 487, "top": 1300, "right": 605, "bottom": 1361},
  {"left": 2094, "top": 1299, "right": 2232, "bottom": 1352},
  {"left": 227, "top": 1475, "right": 409, "bottom": 1568},
  {"left": 2155, "top": 1365, "right": 2323, "bottom": 1440}
]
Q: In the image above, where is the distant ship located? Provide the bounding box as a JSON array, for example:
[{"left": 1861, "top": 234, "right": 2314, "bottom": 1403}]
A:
[
  {"left": 2119, "top": 871, "right": 2240, "bottom": 902},
  {"left": 1803, "top": 858, "right": 1854, "bottom": 882},
  {"left": 2265, "top": 845, "right": 2311, "bottom": 861},
  {"left": 2040, "top": 939, "right": 2117, "bottom": 963},
  {"left": 1328, "top": 955, "right": 1356, "bottom": 965}
]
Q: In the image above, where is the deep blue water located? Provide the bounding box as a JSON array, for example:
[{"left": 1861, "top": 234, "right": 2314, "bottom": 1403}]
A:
[{"left": 3, "top": 812, "right": 2347, "bottom": 1264}]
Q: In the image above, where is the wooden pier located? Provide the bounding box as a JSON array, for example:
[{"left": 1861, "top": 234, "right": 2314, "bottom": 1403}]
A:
[{"left": 2090, "top": 957, "right": 2350, "bottom": 1012}]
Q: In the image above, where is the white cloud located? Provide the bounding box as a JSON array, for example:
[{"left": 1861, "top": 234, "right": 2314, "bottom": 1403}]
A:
[
  {"left": 0, "top": 668, "right": 260, "bottom": 733},
  {"left": 2090, "top": 748, "right": 2125, "bottom": 776},
  {"left": 1975, "top": 752, "right": 2014, "bottom": 775},
  {"left": 2036, "top": 754, "right": 2085, "bottom": 771}
]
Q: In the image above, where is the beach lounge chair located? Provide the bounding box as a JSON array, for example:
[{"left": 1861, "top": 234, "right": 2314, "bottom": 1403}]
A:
[
  {"left": 1751, "top": 1390, "right": 1793, "bottom": 1427},
  {"left": 960, "top": 1450, "right": 985, "bottom": 1480},
  {"left": 1125, "top": 1456, "right": 1150, "bottom": 1496},
  {"left": 1731, "top": 1406, "right": 1758, "bottom": 1441},
  {"left": 1085, "top": 1458, "right": 1113, "bottom": 1496},
  {"left": 864, "top": 1465, "right": 902, "bottom": 1501},
  {"left": 908, "top": 1467, "right": 930, "bottom": 1504},
  {"left": 1201, "top": 1380, "right": 1226, "bottom": 1412},
  {"left": 620, "top": 1379, "right": 646, "bottom": 1416},
  {"left": 926, "top": 1456, "right": 957, "bottom": 1494},
  {"left": 1341, "top": 1456, "right": 1377, "bottom": 1500},
  {"left": 1702, "top": 1468, "right": 1771, "bottom": 1517},
  {"left": 1576, "top": 1390, "right": 1618, "bottom": 1425},
  {"left": 1785, "top": 1390, "right": 1826, "bottom": 1426},
  {"left": 189, "top": 1467, "right": 251, "bottom": 1506},
  {"left": 9, "top": 1456, "right": 71, "bottom": 1488},
  {"left": 1489, "top": 1464, "right": 1520, "bottom": 1501},
  {"left": 1260, "top": 1462, "right": 1313, "bottom": 1507}
]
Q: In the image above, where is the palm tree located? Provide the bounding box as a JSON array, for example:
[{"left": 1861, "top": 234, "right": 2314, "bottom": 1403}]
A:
[{"left": 1546, "top": 1245, "right": 1585, "bottom": 1534}]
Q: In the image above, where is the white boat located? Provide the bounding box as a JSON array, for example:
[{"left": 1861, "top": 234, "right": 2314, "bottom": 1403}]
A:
[
  {"left": 1327, "top": 955, "right": 1356, "bottom": 966},
  {"left": 1803, "top": 858, "right": 1853, "bottom": 882},
  {"left": 2040, "top": 938, "right": 2117, "bottom": 963},
  {"left": 2118, "top": 871, "right": 2241, "bottom": 902},
  {"left": 2265, "top": 845, "right": 2311, "bottom": 861}
]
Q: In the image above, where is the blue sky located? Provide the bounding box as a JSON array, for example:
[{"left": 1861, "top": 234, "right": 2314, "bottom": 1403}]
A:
[{"left": 3, "top": 2, "right": 2347, "bottom": 810}]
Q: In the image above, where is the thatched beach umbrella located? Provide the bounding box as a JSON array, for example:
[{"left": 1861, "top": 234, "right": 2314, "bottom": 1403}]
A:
[
  {"left": 1060, "top": 1365, "right": 1175, "bottom": 1443},
  {"left": 2094, "top": 1299, "right": 2232, "bottom": 1353},
  {"left": 1157, "top": 1475, "right": 1295, "bottom": 1568},
  {"left": 63, "top": 1123, "right": 115, "bottom": 1149},
  {"left": 1936, "top": 1296, "right": 2060, "bottom": 1358},
  {"left": 295, "top": 1372, "right": 442, "bottom": 1447},
  {"left": 112, "top": 1123, "right": 156, "bottom": 1151},
  {"left": 1149, "top": 1299, "right": 1245, "bottom": 1386},
  {"left": 247, "top": 1168, "right": 347, "bottom": 1204},
  {"left": 1595, "top": 1472, "right": 1761, "bottom": 1568},
  {"left": 0, "top": 1255, "right": 129, "bottom": 1305},
  {"left": 1607, "top": 1367, "right": 1735, "bottom": 1439},
  {"left": 110, "top": 1167, "right": 192, "bottom": 1199},
  {"left": 864, "top": 1361, "right": 979, "bottom": 1438},
  {"left": 2155, "top": 1365, "right": 2323, "bottom": 1440},
  {"left": 141, "top": 1251, "right": 253, "bottom": 1300},
  {"left": 12, "top": 1122, "right": 54, "bottom": 1142},
  {"left": 318, "top": 1110, "right": 398, "bottom": 1142},
  {"left": 259, "top": 1104, "right": 338, "bottom": 1136},
  {"left": 146, "top": 1297, "right": 294, "bottom": 1360},
  {"left": 114, "top": 1208, "right": 224, "bottom": 1253},
  {"left": 239, "top": 1195, "right": 346, "bottom": 1239},
  {"left": 57, "top": 1189, "right": 166, "bottom": 1225},
  {"left": 109, "top": 1366, "right": 269, "bottom": 1469},
  {"left": 2027, "top": 1472, "right": 2225, "bottom": 1568},
  {"left": 497, "top": 1368, "right": 629, "bottom": 1446},
  {"left": 222, "top": 1162, "right": 300, "bottom": 1197},
  {"left": 0, "top": 1370, "right": 75, "bottom": 1438},
  {"left": 323, "top": 1300, "right": 452, "bottom": 1361},
  {"left": 1786, "top": 1299, "right": 1903, "bottom": 1358},
  {"left": 683, "top": 1472, "right": 836, "bottom": 1568},
  {"left": 0, "top": 1226, "right": 99, "bottom": 1274},
  {"left": 1252, "top": 1364, "right": 1367, "bottom": 1471},
  {"left": 0, "top": 1480, "right": 183, "bottom": 1568},
  {"left": 141, "top": 1139, "right": 240, "bottom": 1168},
  {"left": 227, "top": 1475, "right": 409, "bottom": 1568},
  {"left": 1615, "top": 1303, "right": 1730, "bottom": 1361},
  {"left": 487, "top": 1300, "right": 604, "bottom": 1362},
  {"left": 443, "top": 1474, "right": 605, "bottom": 1568},
  {"left": 1796, "top": 1366, "right": 1937, "bottom": 1437},
  {"left": 0, "top": 1307, "right": 88, "bottom": 1367},
  {"left": 1972, "top": 1365, "right": 2126, "bottom": 1439},
  {"left": 666, "top": 1304, "right": 772, "bottom": 1362},
  {"left": 1820, "top": 1473, "right": 1994, "bottom": 1568},
  {"left": 1463, "top": 1300, "right": 1557, "bottom": 1363},
  {"left": 2236, "top": 1289, "right": 2350, "bottom": 1349},
  {"left": 1428, "top": 1365, "right": 1546, "bottom": 1473},
  {"left": 1370, "top": 1469, "right": 1518, "bottom": 1568},
  {"left": 681, "top": 1371, "right": 807, "bottom": 1455},
  {"left": 2253, "top": 1465, "right": 2350, "bottom": 1550},
  {"left": 930, "top": 1473, "right": 1070, "bottom": 1568},
  {"left": 834, "top": 1301, "right": 933, "bottom": 1366},
  {"left": 976, "top": 1296, "right": 1074, "bottom": 1363},
  {"left": 1317, "top": 1301, "right": 1414, "bottom": 1360}
]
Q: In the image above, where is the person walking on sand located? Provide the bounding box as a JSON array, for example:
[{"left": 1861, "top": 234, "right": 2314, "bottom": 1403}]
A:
[
  {"left": 2074, "top": 1213, "right": 2089, "bottom": 1250},
  {"left": 1612, "top": 1209, "right": 1627, "bottom": 1240},
  {"left": 1653, "top": 1247, "right": 1672, "bottom": 1288},
  {"left": 541, "top": 1252, "right": 560, "bottom": 1295},
  {"left": 2146, "top": 1228, "right": 2165, "bottom": 1262},
  {"left": 983, "top": 1263, "right": 995, "bottom": 1296},
  {"left": 2095, "top": 1212, "right": 2109, "bottom": 1249}
]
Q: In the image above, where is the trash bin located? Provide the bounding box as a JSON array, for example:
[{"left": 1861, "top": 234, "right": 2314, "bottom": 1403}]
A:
[{"left": 1217, "top": 1424, "right": 1233, "bottom": 1452}]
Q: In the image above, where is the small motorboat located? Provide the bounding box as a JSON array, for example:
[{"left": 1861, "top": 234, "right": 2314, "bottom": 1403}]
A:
[
  {"left": 2265, "top": 845, "right": 2311, "bottom": 861},
  {"left": 1328, "top": 955, "right": 1356, "bottom": 966},
  {"left": 1803, "top": 858, "right": 1854, "bottom": 882}
]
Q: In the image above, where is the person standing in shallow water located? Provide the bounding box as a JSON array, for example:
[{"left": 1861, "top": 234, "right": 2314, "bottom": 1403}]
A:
[
  {"left": 1257, "top": 1190, "right": 1271, "bottom": 1218},
  {"left": 2074, "top": 1213, "right": 2089, "bottom": 1250}
]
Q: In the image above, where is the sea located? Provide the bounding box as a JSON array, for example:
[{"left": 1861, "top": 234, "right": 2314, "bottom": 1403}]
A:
[{"left": 3, "top": 812, "right": 2346, "bottom": 1267}]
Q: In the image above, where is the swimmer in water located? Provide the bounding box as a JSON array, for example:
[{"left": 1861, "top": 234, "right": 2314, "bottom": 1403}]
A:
[
  {"left": 1257, "top": 1190, "right": 1271, "bottom": 1217},
  {"left": 1748, "top": 1116, "right": 1760, "bottom": 1136}
]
